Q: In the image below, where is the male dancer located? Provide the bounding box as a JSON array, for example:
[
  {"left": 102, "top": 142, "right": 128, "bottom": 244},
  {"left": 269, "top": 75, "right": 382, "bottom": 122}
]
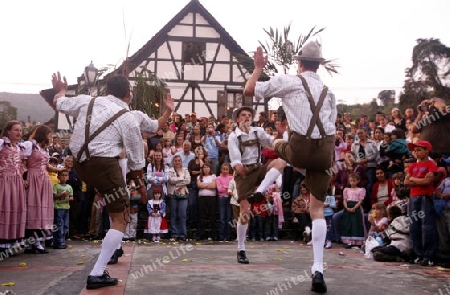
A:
[
  {"left": 244, "top": 41, "right": 336, "bottom": 293},
  {"left": 228, "top": 106, "right": 286, "bottom": 264}
]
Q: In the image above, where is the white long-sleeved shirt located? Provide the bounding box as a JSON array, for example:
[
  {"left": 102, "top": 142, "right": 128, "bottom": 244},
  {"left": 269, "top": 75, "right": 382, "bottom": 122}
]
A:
[
  {"left": 255, "top": 72, "right": 337, "bottom": 139},
  {"left": 227, "top": 126, "right": 272, "bottom": 168},
  {"left": 57, "top": 94, "right": 157, "bottom": 171}
]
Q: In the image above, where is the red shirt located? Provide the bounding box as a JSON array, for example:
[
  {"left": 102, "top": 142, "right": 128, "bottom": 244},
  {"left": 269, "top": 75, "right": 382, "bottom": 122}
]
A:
[{"left": 408, "top": 160, "right": 437, "bottom": 196}]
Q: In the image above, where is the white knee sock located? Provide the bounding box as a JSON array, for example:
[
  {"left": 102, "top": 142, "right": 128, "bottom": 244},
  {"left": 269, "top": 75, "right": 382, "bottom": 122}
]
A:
[
  {"left": 256, "top": 168, "right": 281, "bottom": 193},
  {"left": 90, "top": 229, "right": 124, "bottom": 276},
  {"left": 237, "top": 223, "right": 248, "bottom": 251},
  {"left": 311, "top": 219, "right": 326, "bottom": 274}
]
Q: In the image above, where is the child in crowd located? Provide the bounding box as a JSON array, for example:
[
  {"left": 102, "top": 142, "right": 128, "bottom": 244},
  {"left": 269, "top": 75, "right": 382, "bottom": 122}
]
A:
[
  {"left": 264, "top": 184, "right": 283, "bottom": 241},
  {"left": 216, "top": 163, "right": 233, "bottom": 241},
  {"left": 404, "top": 140, "right": 437, "bottom": 266},
  {"left": 250, "top": 197, "right": 266, "bottom": 242},
  {"left": 48, "top": 157, "right": 59, "bottom": 187},
  {"left": 52, "top": 170, "right": 73, "bottom": 249},
  {"left": 386, "top": 129, "right": 410, "bottom": 177},
  {"left": 388, "top": 172, "right": 409, "bottom": 214},
  {"left": 162, "top": 138, "right": 174, "bottom": 167},
  {"left": 324, "top": 189, "right": 336, "bottom": 249},
  {"left": 368, "top": 202, "right": 389, "bottom": 245},
  {"left": 341, "top": 173, "right": 367, "bottom": 248},
  {"left": 144, "top": 187, "right": 168, "bottom": 242},
  {"left": 372, "top": 205, "right": 412, "bottom": 262},
  {"left": 196, "top": 162, "right": 217, "bottom": 241},
  {"left": 228, "top": 178, "right": 240, "bottom": 240},
  {"left": 124, "top": 179, "right": 141, "bottom": 241}
]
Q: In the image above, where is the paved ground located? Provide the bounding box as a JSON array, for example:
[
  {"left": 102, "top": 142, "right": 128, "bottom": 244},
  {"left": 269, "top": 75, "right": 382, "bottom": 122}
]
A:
[{"left": 0, "top": 239, "right": 449, "bottom": 295}]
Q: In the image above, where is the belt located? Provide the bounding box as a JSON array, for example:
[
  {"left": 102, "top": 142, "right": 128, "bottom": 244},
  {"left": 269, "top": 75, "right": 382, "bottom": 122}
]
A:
[
  {"left": 79, "top": 156, "right": 120, "bottom": 163},
  {"left": 291, "top": 132, "right": 334, "bottom": 139},
  {"left": 243, "top": 163, "right": 260, "bottom": 168}
]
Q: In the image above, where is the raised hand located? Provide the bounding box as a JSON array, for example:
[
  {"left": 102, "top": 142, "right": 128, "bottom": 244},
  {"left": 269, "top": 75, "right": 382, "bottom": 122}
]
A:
[
  {"left": 253, "top": 47, "right": 268, "bottom": 70},
  {"left": 165, "top": 93, "right": 175, "bottom": 112},
  {"left": 52, "top": 72, "right": 68, "bottom": 93}
]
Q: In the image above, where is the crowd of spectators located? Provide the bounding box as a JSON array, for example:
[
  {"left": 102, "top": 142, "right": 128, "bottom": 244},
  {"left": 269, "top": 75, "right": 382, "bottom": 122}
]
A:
[{"left": 1, "top": 102, "right": 449, "bottom": 269}]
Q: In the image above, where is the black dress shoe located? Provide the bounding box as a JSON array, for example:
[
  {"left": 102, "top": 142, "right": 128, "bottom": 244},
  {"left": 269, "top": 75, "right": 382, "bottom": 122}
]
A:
[
  {"left": 107, "top": 248, "right": 124, "bottom": 265},
  {"left": 107, "top": 255, "right": 118, "bottom": 265},
  {"left": 237, "top": 250, "right": 249, "bottom": 264},
  {"left": 53, "top": 245, "right": 67, "bottom": 249},
  {"left": 31, "top": 245, "right": 49, "bottom": 254},
  {"left": 116, "top": 247, "right": 124, "bottom": 257},
  {"left": 311, "top": 271, "right": 327, "bottom": 293},
  {"left": 45, "top": 240, "right": 53, "bottom": 247},
  {"left": 24, "top": 247, "right": 36, "bottom": 254},
  {"left": 247, "top": 192, "right": 264, "bottom": 204},
  {"left": 86, "top": 270, "right": 118, "bottom": 290}
]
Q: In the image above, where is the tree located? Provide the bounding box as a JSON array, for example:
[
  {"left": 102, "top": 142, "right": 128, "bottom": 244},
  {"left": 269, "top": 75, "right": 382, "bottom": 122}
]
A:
[
  {"left": 378, "top": 90, "right": 395, "bottom": 106},
  {"left": 399, "top": 38, "right": 450, "bottom": 110},
  {"left": 131, "top": 68, "right": 167, "bottom": 117},
  {"left": 0, "top": 101, "right": 17, "bottom": 128}
]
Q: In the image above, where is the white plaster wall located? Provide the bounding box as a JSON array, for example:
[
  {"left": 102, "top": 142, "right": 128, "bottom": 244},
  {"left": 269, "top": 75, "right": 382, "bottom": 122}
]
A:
[
  {"left": 183, "top": 64, "right": 204, "bottom": 81},
  {"left": 209, "top": 64, "right": 230, "bottom": 82},
  {"left": 168, "top": 25, "right": 193, "bottom": 37},
  {"left": 195, "top": 13, "right": 208, "bottom": 25},
  {"left": 215, "top": 44, "right": 230, "bottom": 61},
  {"left": 180, "top": 13, "right": 193, "bottom": 24},
  {"left": 157, "top": 43, "right": 172, "bottom": 59},
  {"left": 196, "top": 26, "right": 220, "bottom": 38}
]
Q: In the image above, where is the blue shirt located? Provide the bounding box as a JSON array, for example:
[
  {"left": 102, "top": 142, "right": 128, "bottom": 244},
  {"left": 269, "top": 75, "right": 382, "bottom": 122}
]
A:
[
  {"left": 203, "top": 135, "right": 220, "bottom": 159},
  {"left": 437, "top": 177, "right": 450, "bottom": 207},
  {"left": 175, "top": 151, "right": 195, "bottom": 168},
  {"left": 324, "top": 195, "right": 336, "bottom": 217}
]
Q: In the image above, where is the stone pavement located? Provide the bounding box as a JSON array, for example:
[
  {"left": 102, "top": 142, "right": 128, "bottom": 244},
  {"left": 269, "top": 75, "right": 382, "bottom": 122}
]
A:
[{"left": 0, "top": 239, "right": 449, "bottom": 295}]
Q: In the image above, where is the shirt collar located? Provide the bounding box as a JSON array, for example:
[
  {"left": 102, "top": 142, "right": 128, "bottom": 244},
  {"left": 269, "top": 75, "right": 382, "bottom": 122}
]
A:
[
  {"left": 299, "top": 71, "right": 321, "bottom": 81},
  {"left": 234, "top": 126, "right": 256, "bottom": 137},
  {"left": 107, "top": 94, "right": 129, "bottom": 109}
]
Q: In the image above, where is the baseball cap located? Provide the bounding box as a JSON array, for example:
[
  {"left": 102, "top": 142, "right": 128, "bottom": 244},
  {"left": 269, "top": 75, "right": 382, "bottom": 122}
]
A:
[{"left": 408, "top": 140, "right": 433, "bottom": 152}]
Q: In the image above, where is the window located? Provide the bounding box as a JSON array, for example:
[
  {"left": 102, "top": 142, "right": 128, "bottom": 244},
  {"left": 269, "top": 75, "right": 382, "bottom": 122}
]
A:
[
  {"left": 227, "top": 92, "right": 243, "bottom": 110},
  {"left": 183, "top": 42, "right": 206, "bottom": 65}
]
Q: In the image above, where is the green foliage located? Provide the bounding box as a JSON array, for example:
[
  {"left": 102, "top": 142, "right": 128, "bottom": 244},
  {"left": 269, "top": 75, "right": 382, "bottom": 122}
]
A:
[
  {"left": 132, "top": 68, "right": 167, "bottom": 116},
  {"left": 0, "top": 101, "right": 17, "bottom": 129},
  {"left": 337, "top": 98, "right": 398, "bottom": 122},
  {"left": 236, "top": 24, "right": 339, "bottom": 81},
  {"left": 399, "top": 38, "right": 450, "bottom": 110},
  {"left": 377, "top": 90, "right": 395, "bottom": 106},
  {"left": 259, "top": 25, "right": 339, "bottom": 76}
]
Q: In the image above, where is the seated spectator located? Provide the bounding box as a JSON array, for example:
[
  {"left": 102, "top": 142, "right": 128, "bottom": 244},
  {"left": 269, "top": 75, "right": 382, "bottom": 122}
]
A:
[
  {"left": 367, "top": 202, "right": 389, "bottom": 245},
  {"left": 371, "top": 167, "right": 394, "bottom": 206},
  {"left": 372, "top": 206, "right": 412, "bottom": 262}
]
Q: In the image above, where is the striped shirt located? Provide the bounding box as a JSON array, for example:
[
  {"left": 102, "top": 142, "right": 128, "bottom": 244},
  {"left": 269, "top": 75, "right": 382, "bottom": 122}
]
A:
[
  {"left": 255, "top": 71, "right": 337, "bottom": 139},
  {"left": 57, "top": 94, "right": 158, "bottom": 171}
]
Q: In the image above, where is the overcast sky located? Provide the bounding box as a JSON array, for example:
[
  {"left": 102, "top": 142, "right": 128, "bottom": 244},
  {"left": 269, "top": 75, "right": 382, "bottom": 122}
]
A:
[{"left": 1, "top": 0, "right": 449, "bottom": 105}]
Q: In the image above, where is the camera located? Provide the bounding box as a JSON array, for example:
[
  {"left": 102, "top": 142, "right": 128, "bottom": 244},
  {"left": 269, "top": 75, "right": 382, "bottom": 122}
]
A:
[{"left": 417, "top": 102, "right": 431, "bottom": 112}]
